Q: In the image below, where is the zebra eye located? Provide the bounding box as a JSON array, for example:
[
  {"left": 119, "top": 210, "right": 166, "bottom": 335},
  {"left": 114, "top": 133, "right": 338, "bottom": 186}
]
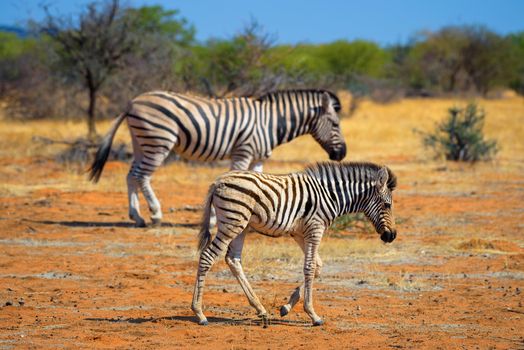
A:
[{"left": 384, "top": 202, "right": 391, "bottom": 209}]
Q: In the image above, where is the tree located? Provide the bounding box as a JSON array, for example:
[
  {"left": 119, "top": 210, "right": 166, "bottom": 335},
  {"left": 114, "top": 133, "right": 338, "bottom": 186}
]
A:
[
  {"left": 459, "top": 27, "right": 514, "bottom": 94},
  {"left": 317, "top": 40, "right": 388, "bottom": 79},
  {"left": 125, "top": 5, "right": 194, "bottom": 46},
  {"left": 101, "top": 5, "right": 195, "bottom": 115},
  {"left": 507, "top": 31, "right": 524, "bottom": 94},
  {"left": 0, "top": 31, "right": 38, "bottom": 94},
  {"left": 39, "top": 0, "right": 139, "bottom": 139},
  {"left": 397, "top": 26, "right": 515, "bottom": 95},
  {"left": 38, "top": 1, "right": 194, "bottom": 139},
  {"left": 187, "top": 19, "right": 278, "bottom": 97}
]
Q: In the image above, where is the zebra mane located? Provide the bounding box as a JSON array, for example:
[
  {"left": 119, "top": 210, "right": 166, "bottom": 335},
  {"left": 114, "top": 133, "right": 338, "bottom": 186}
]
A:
[
  {"left": 255, "top": 89, "right": 341, "bottom": 112},
  {"left": 305, "top": 161, "right": 397, "bottom": 190}
]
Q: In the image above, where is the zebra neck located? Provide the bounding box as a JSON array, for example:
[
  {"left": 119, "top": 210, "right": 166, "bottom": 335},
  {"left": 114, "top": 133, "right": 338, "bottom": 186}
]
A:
[
  {"left": 324, "top": 179, "right": 373, "bottom": 218},
  {"left": 262, "top": 99, "right": 316, "bottom": 148}
]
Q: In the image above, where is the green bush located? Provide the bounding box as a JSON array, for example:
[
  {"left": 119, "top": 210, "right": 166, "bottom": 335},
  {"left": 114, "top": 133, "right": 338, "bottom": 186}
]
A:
[
  {"left": 330, "top": 213, "right": 373, "bottom": 233},
  {"left": 422, "top": 102, "right": 498, "bottom": 161}
]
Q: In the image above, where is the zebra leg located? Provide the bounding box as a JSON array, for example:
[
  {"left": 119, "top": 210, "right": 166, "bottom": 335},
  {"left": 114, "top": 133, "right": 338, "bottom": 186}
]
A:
[
  {"left": 303, "top": 231, "right": 324, "bottom": 326},
  {"left": 225, "top": 232, "right": 268, "bottom": 326},
  {"left": 280, "top": 234, "right": 323, "bottom": 317},
  {"left": 191, "top": 243, "right": 221, "bottom": 325},
  {"left": 250, "top": 161, "right": 264, "bottom": 172},
  {"left": 127, "top": 164, "right": 146, "bottom": 228},
  {"left": 191, "top": 219, "right": 247, "bottom": 325},
  {"left": 230, "top": 155, "right": 252, "bottom": 171},
  {"left": 208, "top": 156, "right": 253, "bottom": 228},
  {"left": 128, "top": 131, "right": 174, "bottom": 227},
  {"left": 280, "top": 233, "right": 305, "bottom": 317},
  {"left": 280, "top": 284, "right": 302, "bottom": 317},
  {"left": 136, "top": 175, "right": 162, "bottom": 226}
]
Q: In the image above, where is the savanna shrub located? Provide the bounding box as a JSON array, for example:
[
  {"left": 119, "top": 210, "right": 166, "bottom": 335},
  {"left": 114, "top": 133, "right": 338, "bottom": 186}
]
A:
[{"left": 422, "top": 102, "right": 498, "bottom": 161}]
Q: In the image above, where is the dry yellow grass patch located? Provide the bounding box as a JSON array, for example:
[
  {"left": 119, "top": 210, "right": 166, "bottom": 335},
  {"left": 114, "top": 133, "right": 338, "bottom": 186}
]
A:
[
  {"left": 457, "top": 238, "right": 495, "bottom": 251},
  {"left": 272, "top": 95, "right": 524, "bottom": 163},
  {"left": 239, "top": 234, "right": 397, "bottom": 279},
  {"left": 1, "top": 95, "right": 523, "bottom": 164},
  {"left": 1, "top": 95, "right": 522, "bottom": 198},
  {"left": 0, "top": 119, "right": 127, "bottom": 159}
]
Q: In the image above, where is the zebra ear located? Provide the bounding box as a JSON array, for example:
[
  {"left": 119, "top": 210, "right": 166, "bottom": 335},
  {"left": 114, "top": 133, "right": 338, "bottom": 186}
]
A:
[
  {"left": 376, "top": 166, "right": 389, "bottom": 189},
  {"left": 321, "top": 92, "right": 332, "bottom": 112}
]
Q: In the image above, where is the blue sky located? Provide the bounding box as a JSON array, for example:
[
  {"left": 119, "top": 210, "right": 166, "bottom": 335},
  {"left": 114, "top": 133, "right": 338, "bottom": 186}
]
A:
[{"left": 2, "top": 0, "right": 523, "bottom": 45}]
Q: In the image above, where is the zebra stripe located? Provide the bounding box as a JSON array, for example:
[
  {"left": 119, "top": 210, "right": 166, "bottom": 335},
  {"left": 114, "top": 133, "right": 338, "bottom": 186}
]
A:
[
  {"left": 191, "top": 161, "right": 397, "bottom": 326},
  {"left": 89, "top": 89, "right": 347, "bottom": 227}
]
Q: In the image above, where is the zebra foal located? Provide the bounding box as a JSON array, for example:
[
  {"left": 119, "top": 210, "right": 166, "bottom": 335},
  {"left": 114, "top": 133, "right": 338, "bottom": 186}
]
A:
[
  {"left": 88, "top": 89, "right": 346, "bottom": 227},
  {"left": 192, "top": 161, "right": 397, "bottom": 326}
]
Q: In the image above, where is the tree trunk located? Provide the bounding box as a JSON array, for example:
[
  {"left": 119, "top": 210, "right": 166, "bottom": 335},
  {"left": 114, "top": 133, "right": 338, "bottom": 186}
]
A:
[{"left": 87, "top": 85, "right": 97, "bottom": 141}]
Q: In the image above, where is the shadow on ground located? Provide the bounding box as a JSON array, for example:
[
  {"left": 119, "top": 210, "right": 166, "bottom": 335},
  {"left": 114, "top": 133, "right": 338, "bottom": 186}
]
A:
[
  {"left": 23, "top": 219, "right": 199, "bottom": 229},
  {"left": 85, "top": 315, "right": 312, "bottom": 327}
]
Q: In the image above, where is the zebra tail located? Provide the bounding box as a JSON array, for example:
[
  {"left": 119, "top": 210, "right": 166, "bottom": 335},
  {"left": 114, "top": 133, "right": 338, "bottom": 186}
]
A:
[
  {"left": 197, "top": 183, "right": 216, "bottom": 254},
  {"left": 88, "top": 112, "right": 127, "bottom": 183}
]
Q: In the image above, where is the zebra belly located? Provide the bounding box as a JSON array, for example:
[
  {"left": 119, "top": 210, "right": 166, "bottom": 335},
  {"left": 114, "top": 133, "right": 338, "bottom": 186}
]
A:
[
  {"left": 172, "top": 142, "right": 233, "bottom": 162},
  {"left": 248, "top": 216, "right": 301, "bottom": 238}
]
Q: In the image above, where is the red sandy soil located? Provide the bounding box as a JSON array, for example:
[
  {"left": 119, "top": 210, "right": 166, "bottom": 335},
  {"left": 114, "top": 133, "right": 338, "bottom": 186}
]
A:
[{"left": 0, "top": 157, "right": 523, "bottom": 349}]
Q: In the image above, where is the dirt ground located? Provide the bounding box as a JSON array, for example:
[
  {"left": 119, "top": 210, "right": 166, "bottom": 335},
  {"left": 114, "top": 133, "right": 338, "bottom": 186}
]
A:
[{"left": 1, "top": 97, "right": 523, "bottom": 349}]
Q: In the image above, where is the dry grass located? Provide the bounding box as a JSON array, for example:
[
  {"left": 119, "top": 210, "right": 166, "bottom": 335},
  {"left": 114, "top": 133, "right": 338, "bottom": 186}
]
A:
[
  {"left": 457, "top": 238, "right": 495, "bottom": 251},
  {"left": 239, "top": 234, "right": 400, "bottom": 280},
  {"left": 455, "top": 238, "right": 521, "bottom": 255},
  {"left": 271, "top": 95, "right": 524, "bottom": 163},
  {"left": 1, "top": 95, "right": 523, "bottom": 164}
]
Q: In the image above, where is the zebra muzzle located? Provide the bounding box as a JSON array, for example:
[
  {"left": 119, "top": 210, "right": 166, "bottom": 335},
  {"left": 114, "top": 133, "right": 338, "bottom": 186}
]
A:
[
  {"left": 329, "top": 144, "right": 346, "bottom": 161},
  {"left": 380, "top": 228, "right": 397, "bottom": 243}
]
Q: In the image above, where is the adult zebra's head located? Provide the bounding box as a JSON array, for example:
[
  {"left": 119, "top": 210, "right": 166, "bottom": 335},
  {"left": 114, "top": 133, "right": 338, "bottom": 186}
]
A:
[
  {"left": 311, "top": 91, "right": 347, "bottom": 161},
  {"left": 363, "top": 166, "right": 397, "bottom": 243}
]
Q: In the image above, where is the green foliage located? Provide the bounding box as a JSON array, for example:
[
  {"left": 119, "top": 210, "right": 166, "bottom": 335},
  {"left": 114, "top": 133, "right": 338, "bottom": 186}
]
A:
[
  {"left": 395, "top": 26, "right": 517, "bottom": 95},
  {"left": 318, "top": 40, "right": 388, "bottom": 78},
  {"left": 124, "top": 5, "right": 195, "bottom": 46},
  {"left": 0, "top": 32, "right": 39, "bottom": 83},
  {"left": 330, "top": 213, "right": 373, "bottom": 233},
  {"left": 183, "top": 20, "right": 277, "bottom": 96},
  {"left": 268, "top": 44, "right": 328, "bottom": 77},
  {"left": 0, "top": 32, "right": 35, "bottom": 58},
  {"left": 422, "top": 102, "right": 498, "bottom": 162},
  {"left": 267, "top": 40, "right": 388, "bottom": 84},
  {"left": 507, "top": 31, "right": 524, "bottom": 94}
]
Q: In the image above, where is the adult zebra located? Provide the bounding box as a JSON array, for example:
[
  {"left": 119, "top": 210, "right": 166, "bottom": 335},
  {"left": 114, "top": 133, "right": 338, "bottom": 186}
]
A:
[
  {"left": 89, "top": 89, "right": 347, "bottom": 227},
  {"left": 192, "top": 161, "right": 397, "bottom": 326}
]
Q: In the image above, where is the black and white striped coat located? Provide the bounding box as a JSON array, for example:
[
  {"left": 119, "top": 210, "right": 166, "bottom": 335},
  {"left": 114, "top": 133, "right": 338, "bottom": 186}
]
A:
[
  {"left": 89, "top": 89, "right": 347, "bottom": 227},
  {"left": 191, "top": 161, "right": 397, "bottom": 326}
]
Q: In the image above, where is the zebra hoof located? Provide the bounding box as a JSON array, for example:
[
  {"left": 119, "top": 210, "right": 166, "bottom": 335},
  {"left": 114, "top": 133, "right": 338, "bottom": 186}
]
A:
[
  {"left": 259, "top": 314, "right": 269, "bottom": 328},
  {"left": 150, "top": 218, "right": 162, "bottom": 227},
  {"left": 280, "top": 305, "right": 290, "bottom": 317},
  {"left": 134, "top": 220, "right": 147, "bottom": 228},
  {"left": 312, "top": 319, "right": 324, "bottom": 327},
  {"left": 198, "top": 319, "right": 209, "bottom": 326}
]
